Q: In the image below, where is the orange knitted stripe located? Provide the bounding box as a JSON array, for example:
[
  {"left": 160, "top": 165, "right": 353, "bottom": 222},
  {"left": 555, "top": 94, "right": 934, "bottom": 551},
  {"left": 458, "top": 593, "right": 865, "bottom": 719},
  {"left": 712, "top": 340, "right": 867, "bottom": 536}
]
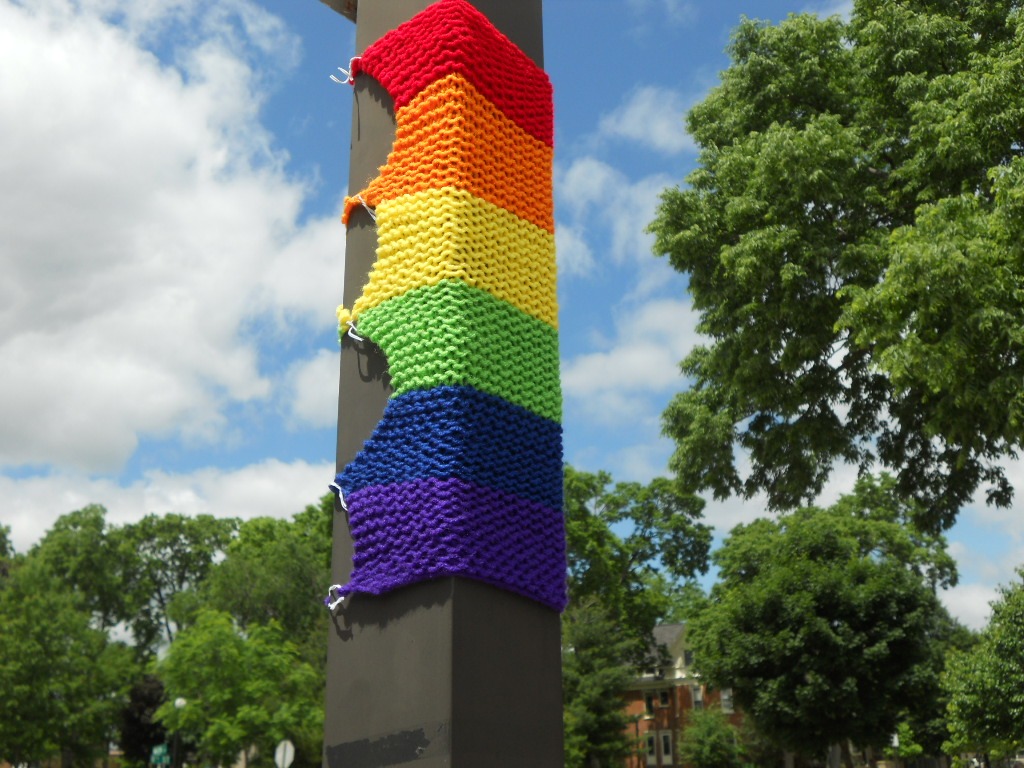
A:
[{"left": 343, "top": 72, "right": 553, "bottom": 232}]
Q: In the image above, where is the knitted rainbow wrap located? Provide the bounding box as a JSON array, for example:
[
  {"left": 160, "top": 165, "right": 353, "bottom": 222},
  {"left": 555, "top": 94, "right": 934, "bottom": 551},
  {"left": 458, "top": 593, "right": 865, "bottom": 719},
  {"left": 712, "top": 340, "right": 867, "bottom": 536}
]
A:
[{"left": 333, "top": 0, "right": 565, "bottom": 612}]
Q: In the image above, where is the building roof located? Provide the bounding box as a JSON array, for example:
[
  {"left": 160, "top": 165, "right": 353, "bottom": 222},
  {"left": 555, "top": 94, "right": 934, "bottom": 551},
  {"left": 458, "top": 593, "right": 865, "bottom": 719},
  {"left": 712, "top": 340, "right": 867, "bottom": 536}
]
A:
[{"left": 652, "top": 623, "right": 685, "bottom": 650}]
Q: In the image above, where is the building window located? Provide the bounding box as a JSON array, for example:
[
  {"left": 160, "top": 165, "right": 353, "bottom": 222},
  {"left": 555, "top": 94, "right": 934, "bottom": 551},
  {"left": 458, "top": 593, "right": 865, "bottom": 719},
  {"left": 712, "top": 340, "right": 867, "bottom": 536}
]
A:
[
  {"left": 721, "top": 687, "right": 734, "bottom": 714},
  {"left": 659, "top": 689, "right": 671, "bottom": 707},
  {"left": 646, "top": 735, "right": 657, "bottom": 766},
  {"left": 692, "top": 684, "right": 704, "bottom": 710},
  {"left": 645, "top": 692, "right": 655, "bottom": 715},
  {"left": 683, "top": 649, "right": 694, "bottom": 668}
]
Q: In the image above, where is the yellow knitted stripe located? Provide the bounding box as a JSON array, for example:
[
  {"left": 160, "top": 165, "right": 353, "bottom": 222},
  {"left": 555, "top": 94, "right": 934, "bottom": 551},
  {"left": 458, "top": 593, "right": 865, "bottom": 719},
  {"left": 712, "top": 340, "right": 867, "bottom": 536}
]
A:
[
  {"left": 343, "top": 188, "right": 557, "bottom": 328},
  {"left": 343, "top": 72, "right": 554, "bottom": 232}
]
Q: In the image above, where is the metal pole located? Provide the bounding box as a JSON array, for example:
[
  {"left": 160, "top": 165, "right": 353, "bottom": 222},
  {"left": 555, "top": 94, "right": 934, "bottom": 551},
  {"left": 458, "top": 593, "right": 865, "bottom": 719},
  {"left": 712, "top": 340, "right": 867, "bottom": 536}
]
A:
[{"left": 317, "top": 2, "right": 561, "bottom": 767}]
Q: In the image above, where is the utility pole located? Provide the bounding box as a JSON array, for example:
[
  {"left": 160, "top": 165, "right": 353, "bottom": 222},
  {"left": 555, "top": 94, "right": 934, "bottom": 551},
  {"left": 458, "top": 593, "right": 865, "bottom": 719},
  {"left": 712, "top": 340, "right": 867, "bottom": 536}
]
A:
[{"left": 316, "top": 1, "right": 562, "bottom": 766}]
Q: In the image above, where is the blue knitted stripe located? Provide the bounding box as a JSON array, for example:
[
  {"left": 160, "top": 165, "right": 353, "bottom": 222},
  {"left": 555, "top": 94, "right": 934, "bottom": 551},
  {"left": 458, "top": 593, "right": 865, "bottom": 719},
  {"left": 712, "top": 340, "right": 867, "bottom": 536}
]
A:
[{"left": 339, "top": 384, "right": 563, "bottom": 511}]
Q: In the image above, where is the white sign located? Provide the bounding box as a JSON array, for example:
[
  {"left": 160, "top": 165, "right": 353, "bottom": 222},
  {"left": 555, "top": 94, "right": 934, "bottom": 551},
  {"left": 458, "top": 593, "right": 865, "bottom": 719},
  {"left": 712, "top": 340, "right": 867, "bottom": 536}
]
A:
[{"left": 274, "top": 740, "right": 295, "bottom": 768}]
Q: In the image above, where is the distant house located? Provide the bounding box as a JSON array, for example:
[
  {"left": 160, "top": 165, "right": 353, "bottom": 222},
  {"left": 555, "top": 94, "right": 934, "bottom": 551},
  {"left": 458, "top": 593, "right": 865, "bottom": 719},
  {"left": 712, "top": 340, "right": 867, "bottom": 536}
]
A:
[{"left": 622, "top": 623, "right": 742, "bottom": 768}]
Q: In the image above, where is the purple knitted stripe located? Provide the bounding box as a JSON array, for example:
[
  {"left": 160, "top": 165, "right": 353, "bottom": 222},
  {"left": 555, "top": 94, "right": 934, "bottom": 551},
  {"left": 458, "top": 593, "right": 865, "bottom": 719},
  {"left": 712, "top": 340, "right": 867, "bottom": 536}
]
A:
[{"left": 338, "top": 476, "right": 567, "bottom": 611}]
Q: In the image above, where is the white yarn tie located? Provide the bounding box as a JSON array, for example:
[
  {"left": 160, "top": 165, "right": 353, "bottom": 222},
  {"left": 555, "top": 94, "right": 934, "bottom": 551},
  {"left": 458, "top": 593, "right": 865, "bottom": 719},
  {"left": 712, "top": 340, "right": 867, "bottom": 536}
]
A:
[
  {"left": 325, "top": 584, "right": 347, "bottom": 612},
  {"left": 328, "top": 482, "right": 349, "bottom": 511},
  {"left": 329, "top": 56, "right": 362, "bottom": 86},
  {"left": 356, "top": 194, "right": 377, "bottom": 222},
  {"left": 345, "top": 323, "right": 367, "bottom": 346}
]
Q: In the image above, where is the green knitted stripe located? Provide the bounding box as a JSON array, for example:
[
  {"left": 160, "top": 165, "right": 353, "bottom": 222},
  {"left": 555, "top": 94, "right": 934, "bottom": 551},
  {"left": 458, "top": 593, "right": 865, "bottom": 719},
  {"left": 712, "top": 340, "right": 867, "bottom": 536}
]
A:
[{"left": 358, "top": 280, "right": 561, "bottom": 423}]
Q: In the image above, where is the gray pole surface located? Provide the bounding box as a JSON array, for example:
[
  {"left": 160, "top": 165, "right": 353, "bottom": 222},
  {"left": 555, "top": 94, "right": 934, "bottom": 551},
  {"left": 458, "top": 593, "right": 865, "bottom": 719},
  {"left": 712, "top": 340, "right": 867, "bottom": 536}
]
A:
[{"left": 318, "top": 1, "right": 562, "bottom": 766}]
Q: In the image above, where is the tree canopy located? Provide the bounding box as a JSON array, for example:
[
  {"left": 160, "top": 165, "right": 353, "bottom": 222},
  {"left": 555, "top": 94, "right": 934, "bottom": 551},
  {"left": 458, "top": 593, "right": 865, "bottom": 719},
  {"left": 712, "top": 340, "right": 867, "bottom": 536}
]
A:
[
  {"left": 688, "top": 475, "right": 956, "bottom": 757},
  {"left": 155, "top": 608, "right": 323, "bottom": 768},
  {"left": 650, "top": 0, "right": 1024, "bottom": 532},
  {"left": 944, "top": 568, "right": 1024, "bottom": 758},
  {"left": 677, "top": 708, "right": 745, "bottom": 768},
  {"left": 564, "top": 465, "right": 711, "bottom": 660},
  {"left": 561, "top": 598, "right": 639, "bottom": 768},
  {"left": 118, "top": 512, "right": 239, "bottom": 656},
  {"left": 32, "top": 504, "right": 126, "bottom": 631},
  {"left": 561, "top": 465, "right": 712, "bottom": 768},
  {"left": 0, "top": 499, "right": 334, "bottom": 768},
  {"left": 0, "top": 555, "right": 134, "bottom": 768}
]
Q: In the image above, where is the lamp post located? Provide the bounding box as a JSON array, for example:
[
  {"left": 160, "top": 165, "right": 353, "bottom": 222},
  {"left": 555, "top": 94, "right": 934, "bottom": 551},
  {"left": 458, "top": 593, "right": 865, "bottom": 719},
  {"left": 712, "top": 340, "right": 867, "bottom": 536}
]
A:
[{"left": 172, "top": 698, "right": 186, "bottom": 768}]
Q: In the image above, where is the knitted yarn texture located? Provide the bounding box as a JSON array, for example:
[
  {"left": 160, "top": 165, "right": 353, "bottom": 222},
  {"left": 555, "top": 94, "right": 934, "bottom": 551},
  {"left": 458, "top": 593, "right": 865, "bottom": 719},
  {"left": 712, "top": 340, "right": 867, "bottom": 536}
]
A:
[{"left": 334, "top": 0, "right": 565, "bottom": 612}]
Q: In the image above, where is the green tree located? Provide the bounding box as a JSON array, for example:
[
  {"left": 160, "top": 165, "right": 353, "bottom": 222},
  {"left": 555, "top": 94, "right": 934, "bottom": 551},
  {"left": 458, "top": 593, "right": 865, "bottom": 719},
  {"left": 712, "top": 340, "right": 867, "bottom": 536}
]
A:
[
  {"left": 0, "top": 556, "right": 135, "bottom": 768},
  {"left": 562, "top": 599, "right": 638, "bottom": 768},
  {"left": 689, "top": 475, "right": 955, "bottom": 759},
  {"left": 32, "top": 505, "right": 126, "bottom": 630},
  {"left": 564, "top": 465, "right": 711, "bottom": 661},
  {"left": 883, "top": 722, "right": 925, "bottom": 763},
  {"left": 117, "top": 512, "right": 238, "bottom": 656},
  {"left": 901, "top": 607, "right": 978, "bottom": 757},
  {"left": 944, "top": 568, "right": 1024, "bottom": 759},
  {"left": 160, "top": 500, "right": 333, "bottom": 767},
  {"left": 649, "top": 1, "right": 1024, "bottom": 532},
  {"left": 155, "top": 608, "right": 323, "bottom": 768},
  {"left": 562, "top": 465, "right": 712, "bottom": 767},
  {"left": 0, "top": 524, "right": 13, "bottom": 579},
  {"left": 190, "top": 512, "right": 331, "bottom": 764},
  {"left": 200, "top": 513, "right": 331, "bottom": 652},
  {"left": 291, "top": 492, "right": 335, "bottom": 571},
  {"left": 677, "top": 708, "right": 744, "bottom": 768}
]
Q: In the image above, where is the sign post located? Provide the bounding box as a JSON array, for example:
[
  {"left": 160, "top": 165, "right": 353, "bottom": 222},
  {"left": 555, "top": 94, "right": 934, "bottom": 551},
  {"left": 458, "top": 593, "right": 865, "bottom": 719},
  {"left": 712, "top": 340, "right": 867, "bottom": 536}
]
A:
[{"left": 315, "top": 1, "right": 563, "bottom": 767}]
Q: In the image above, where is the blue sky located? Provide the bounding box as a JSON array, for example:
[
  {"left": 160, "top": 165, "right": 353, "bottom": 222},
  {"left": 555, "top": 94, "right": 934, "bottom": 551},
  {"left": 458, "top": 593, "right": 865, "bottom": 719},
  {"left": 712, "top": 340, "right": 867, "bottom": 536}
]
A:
[{"left": 1, "top": 0, "right": 1017, "bottom": 629}]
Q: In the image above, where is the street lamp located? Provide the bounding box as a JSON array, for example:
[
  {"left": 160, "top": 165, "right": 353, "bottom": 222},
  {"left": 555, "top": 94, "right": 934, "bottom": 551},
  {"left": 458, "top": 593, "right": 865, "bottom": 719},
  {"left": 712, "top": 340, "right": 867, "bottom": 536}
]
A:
[{"left": 172, "top": 698, "right": 186, "bottom": 768}]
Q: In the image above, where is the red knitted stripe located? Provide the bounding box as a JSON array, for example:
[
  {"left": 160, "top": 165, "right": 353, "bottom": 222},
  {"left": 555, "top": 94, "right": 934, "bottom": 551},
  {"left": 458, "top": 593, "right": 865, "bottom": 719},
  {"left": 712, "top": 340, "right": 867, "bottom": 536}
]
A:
[{"left": 351, "top": 0, "right": 553, "bottom": 146}]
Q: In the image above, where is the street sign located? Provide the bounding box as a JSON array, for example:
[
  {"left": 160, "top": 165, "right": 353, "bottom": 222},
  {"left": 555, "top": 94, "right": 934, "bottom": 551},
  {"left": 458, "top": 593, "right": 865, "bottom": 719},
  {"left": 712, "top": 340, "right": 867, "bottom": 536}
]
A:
[
  {"left": 150, "top": 744, "right": 170, "bottom": 765},
  {"left": 274, "top": 739, "right": 295, "bottom": 768}
]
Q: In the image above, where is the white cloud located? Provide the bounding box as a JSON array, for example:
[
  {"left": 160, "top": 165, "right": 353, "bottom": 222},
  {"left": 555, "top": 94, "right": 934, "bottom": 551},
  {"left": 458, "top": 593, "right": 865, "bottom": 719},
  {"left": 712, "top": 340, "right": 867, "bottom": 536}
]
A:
[
  {"left": 555, "top": 156, "right": 674, "bottom": 281},
  {"left": 557, "top": 156, "right": 622, "bottom": 219},
  {"left": 561, "top": 297, "right": 699, "bottom": 426},
  {"left": 700, "top": 494, "right": 768, "bottom": 538},
  {"left": 801, "top": 0, "right": 854, "bottom": 20},
  {"left": 597, "top": 85, "right": 694, "bottom": 155},
  {"left": 1, "top": 459, "right": 334, "bottom": 555},
  {"left": 0, "top": 0, "right": 344, "bottom": 473},
  {"left": 941, "top": 582, "right": 997, "bottom": 631},
  {"left": 555, "top": 224, "right": 596, "bottom": 277},
  {"left": 971, "top": 457, "right": 1024, "bottom": 541},
  {"left": 285, "top": 349, "right": 340, "bottom": 429}
]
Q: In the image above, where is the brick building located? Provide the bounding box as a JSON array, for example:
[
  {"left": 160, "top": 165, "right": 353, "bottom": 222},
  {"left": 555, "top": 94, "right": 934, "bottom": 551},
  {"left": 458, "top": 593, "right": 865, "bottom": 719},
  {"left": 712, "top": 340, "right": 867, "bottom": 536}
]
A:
[{"left": 622, "top": 623, "right": 741, "bottom": 768}]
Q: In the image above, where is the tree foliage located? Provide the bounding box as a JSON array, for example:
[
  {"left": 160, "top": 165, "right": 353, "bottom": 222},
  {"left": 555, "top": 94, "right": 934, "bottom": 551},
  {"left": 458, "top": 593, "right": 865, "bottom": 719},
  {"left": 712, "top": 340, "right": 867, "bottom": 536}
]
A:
[
  {"left": 0, "top": 524, "right": 14, "bottom": 579},
  {"left": 688, "top": 475, "right": 955, "bottom": 757},
  {"left": 677, "top": 708, "right": 744, "bottom": 768},
  {"left": 154, "top": 608, "right": 323, "bottom": 768},
  {"left": 32, "top": 505, "right": 126, "bottom": 630},
  {"left": 1, "top": 500, "right": 333, "bottom": 768},
  {"left": 0, "top": 556, "right": 135, "bottom": 767},
  {"left": 650, "top": 0, "right": 1024, "bottom": 532},
  {"left": 118, "top": 512, "right": 238, "bottom": 655},
  {"left": 564, "top": 465, "right": 711, "bottom": 660},
  {"left": 562, "top": 599, "right": 639, "bottom": 768},
  {"left": 119, "top": 675, "right": 169, "bottom": 768},
  {"left": 900, "top": 608, "right": 978, "bottom": 758},
  {"left": 562, "top": 465, "right": 712, "bottom": 767},
  {"left": 944, "top": 568, "right": 1024, "bottom": 758},
  {"left": 201, "top": 514, "right": 330, "bottom": 645}
]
